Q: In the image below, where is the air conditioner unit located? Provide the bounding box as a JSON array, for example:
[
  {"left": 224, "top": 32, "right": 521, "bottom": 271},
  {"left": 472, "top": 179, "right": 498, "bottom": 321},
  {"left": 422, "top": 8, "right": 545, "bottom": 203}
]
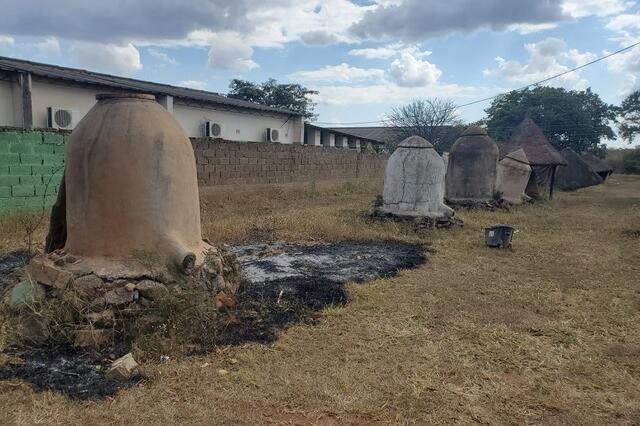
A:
[
  {"left": 266, "top": 128, "right": 279, "bottom": 142},
  {"left": 204, "top": 121, "right": 222, "bottom": 138},
  {"left": 47, "top": 107, "right": 76, "bottom": 130}
]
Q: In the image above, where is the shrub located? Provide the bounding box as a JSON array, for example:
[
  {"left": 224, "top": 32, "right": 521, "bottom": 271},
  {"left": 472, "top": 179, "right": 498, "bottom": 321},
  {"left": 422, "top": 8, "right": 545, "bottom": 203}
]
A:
[{"left": 622, "top": 148, "right": 640, "bottom": 175}]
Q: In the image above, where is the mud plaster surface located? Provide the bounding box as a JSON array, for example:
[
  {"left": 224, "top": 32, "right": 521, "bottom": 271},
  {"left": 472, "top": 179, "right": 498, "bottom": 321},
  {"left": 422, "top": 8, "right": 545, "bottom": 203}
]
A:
[{"left": 0, "top": 241, "right": 425, "bottom": 400}]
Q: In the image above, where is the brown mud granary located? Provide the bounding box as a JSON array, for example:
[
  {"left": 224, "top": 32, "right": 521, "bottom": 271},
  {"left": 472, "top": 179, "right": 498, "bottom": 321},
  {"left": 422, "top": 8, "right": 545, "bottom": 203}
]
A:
[
  {"left": 445, "top": 126, "right": 499, "bottom": 203},
  {"left": 28, "top": 93, "right": 242, "bottom": 348},
  {"left": 500, "top": 118, "right": 567, "bottom": 200}
]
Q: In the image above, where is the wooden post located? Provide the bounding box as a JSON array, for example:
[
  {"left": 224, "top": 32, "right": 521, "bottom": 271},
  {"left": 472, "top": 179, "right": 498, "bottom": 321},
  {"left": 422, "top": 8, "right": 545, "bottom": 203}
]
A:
[
  {"left": 20, "top": 72, "right": 33, "bottom": 129},
  {"left": 549, "top": 166, "right": 557, "bottom": 200}
]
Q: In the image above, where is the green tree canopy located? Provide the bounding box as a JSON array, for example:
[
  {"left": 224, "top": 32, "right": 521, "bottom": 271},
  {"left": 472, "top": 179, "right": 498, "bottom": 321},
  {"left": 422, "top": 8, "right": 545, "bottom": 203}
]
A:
[
  {"left": 485, "top": 87, "right": 616, "bottom": 154},
  {"left": 618, "top": 90, "right": 640, "bottom": 142},
  {"left": 228, "top": 78, "right": 318, "bottom": 120}
]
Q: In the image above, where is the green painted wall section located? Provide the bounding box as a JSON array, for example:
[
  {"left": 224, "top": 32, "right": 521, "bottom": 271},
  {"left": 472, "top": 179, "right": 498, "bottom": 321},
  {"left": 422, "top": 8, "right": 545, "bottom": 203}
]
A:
[{"left": 0, "top": 130, "right": 66, "bottom": 215}]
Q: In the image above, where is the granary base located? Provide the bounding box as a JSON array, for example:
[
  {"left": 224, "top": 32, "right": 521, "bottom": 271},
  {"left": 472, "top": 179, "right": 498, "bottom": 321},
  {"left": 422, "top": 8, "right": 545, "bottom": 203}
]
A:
[
  {"left": 372, "top": 207, "right": 463, "bottom": 229},
  {"left": 23, "top": 245, "right": 243, "bottom": 348}
]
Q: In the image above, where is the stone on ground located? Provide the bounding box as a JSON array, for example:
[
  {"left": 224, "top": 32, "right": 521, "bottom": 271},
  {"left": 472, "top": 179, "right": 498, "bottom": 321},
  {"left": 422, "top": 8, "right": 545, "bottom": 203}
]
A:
[
  {"left": 105, "top": 353, "right": 139, "bottom": 382},
  {"left": 9, "top": 281, "right": 46, "bottom": 307}
]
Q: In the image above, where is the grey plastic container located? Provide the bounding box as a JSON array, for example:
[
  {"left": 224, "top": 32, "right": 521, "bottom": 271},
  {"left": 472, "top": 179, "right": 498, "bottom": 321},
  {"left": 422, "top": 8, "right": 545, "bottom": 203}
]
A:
[{"left": 485, "top": 225, "right": 514, "bottom": 248}]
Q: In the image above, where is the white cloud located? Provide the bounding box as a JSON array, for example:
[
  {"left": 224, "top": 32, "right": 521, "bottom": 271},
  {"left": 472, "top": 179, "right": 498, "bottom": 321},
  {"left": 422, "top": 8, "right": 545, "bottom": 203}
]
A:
[
  {"left": 299, "top": 30, "right": 339, "bottom": 46},
  {"left": 313, "top": 81, "right": 483, "bottom": 106},
  {"left": 484, "top": 37, "right": 595, "bottom": 88},
  {"left": 349, "top": 43, "right": 431, "bottom": 60},
  {"left": 207, "top": 34, "right": 258, "bottom": 71},
  {"left": 603, "top": 11, "right": 640, "bottom": 95},
  {"left": 177, "top": 80, "right": 208, "bottom": 90},
  {"left": 351, "top": 0, "right": 565, "bottom": 41},
  {"left": 0, "top": 35, "right": 14, "bottom": 45},
  {"left": 70, "top": 42, "right": 142, "bottom": 75},
  {"left": 508, "top": 23, "right": 559, "bottom": 34},
  {"left": 35, "top": 37, "right": 60, "bottom": 55},
  {"left": 240, "top": 0, "right": 370, "bottom": 48},
  {"left": 606, "top": 48, "right": 640, "bottom": 93},
  {"left": 288, "top": 63, "right": 384, "bottom": 83},
  {"left": 561, "top": 0, "right": 633, "bottom": 18},
  {"left": 606, "top": 13, "right": 640, "bottom": 32},
  {"left": 148, "top": 48, "right": 177, "bottom": 65},
  {"left": 389, "top": 52, "right": 442, "bottom": 87}
]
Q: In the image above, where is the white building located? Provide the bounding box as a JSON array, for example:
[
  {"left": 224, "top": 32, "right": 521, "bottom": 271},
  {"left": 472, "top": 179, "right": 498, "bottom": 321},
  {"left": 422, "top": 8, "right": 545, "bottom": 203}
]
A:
[{"left": 0, "top": 56, "right": 305, "bottom": 144}]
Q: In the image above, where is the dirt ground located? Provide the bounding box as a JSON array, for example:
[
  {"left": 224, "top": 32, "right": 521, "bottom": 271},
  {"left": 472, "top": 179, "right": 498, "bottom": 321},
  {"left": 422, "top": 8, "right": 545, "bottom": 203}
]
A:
[{"left": 0, "top": 175, "right": 639, "bottom": 425}]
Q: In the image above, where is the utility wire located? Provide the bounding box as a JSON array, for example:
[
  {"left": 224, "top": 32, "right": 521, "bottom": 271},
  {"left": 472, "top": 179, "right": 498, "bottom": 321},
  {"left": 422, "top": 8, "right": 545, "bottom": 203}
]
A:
[{"left": 311, "top": 40, "right": 640, "bottom": 126}]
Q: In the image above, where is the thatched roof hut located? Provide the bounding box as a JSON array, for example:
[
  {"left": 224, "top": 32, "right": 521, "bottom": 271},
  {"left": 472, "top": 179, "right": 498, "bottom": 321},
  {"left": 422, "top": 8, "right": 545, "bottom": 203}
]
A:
[
  {"left": 555, "top": 148, "right": 603, "bottom": 191},
  {"left": 500, "top": 118, "right": 567, "bottom": 199},
  {"left": 581, "top": 152, "right": 614, "bottom": 181},
  {"left": 445, "top": 126, "right": 499, "bottom": 203}
]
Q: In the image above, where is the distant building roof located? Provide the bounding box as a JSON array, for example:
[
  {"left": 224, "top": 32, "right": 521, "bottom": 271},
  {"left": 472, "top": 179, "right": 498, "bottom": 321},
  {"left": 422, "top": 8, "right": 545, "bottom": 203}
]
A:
[
  {"left": 305, "top": 123, "right": 387, "bottom": 146},
  {"left": 328, "top": 126, "right": 404, "bottom": 144},
  {"left": 0, "top": 56, "right": 303, "bottom": 117}
]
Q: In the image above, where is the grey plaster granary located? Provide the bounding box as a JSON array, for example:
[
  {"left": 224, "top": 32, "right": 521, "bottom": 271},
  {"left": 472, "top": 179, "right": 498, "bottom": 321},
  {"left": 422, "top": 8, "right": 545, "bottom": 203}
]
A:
[
  {"left": 497, "top": 148, "right": 532, "bottom": 204},
  {"left": 445, "top": 126, "right": 499, "bottom": 203},
  {"left": 379, "top": 136, "right": 453, "bottom": 219}
]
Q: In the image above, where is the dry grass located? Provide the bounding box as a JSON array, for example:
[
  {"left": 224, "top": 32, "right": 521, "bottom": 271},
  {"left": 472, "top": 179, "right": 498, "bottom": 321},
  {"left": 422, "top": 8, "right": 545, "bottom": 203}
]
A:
[{"left": 1, "top": 176, "right": 639, "bottom": 425}]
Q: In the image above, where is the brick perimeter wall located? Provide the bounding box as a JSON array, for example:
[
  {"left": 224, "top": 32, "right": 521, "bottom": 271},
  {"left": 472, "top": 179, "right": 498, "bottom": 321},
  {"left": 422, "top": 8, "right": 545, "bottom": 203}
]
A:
[
  {"left": 0, "top": 130, "right": 388, "bottom": 214},
  {"left": 192, "top": 138, "right": 388, "bottom": 186},
  {"left": 0, "top": 129, "right": 66, "bottom": 214}
]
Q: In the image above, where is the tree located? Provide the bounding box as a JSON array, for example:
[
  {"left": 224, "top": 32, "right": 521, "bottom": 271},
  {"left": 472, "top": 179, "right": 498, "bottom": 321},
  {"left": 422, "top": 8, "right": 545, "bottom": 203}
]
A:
[
  {"left": 385, "top": 98, "right": 464, "bottom": 152},
  {"left": 228, "top": 78, "right": 318, "bottom": 120},
  {"left": 484, "top": 87, "right": 616, "bottom": 154},
  {"left": 618, "top": 90, "right": 640, "bottom": 142}
]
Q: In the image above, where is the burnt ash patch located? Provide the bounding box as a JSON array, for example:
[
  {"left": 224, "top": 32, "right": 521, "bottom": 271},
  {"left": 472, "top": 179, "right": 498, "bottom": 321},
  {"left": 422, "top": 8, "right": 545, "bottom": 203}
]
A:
[
  {"left": 0, "top": 349, "right": 141, "bottom": 400},
  {"left": 213, "top": 241, "right": 426, "bottom": 345},
  {"left": 213, "top": 278, "right": 349, "bottom": 345},
  {"left": 0, "top": 241, "right": 425, "bottom": 399}
]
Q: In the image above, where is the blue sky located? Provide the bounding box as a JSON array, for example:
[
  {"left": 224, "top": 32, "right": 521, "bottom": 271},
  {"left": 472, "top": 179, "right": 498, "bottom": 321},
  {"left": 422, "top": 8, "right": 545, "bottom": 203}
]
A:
[{"left": 1, "top": 0, "right": 639, "bottom": 147}]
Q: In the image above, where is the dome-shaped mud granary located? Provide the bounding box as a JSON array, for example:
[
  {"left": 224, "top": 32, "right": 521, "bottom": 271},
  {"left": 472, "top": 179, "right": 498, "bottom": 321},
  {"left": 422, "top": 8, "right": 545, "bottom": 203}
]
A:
[
  {"left": 496, "top": 148, "right": 532, "bottom": 204},
  {"left": 378, "top": 136, "right": 453, "bottom": 219},
  {"left": 63, "top": 93, "right": 209, "bottom": 270},
  {"left": 445, "top": 126, "right": 499, "bottom": 203},
  {"left": 26, "top": 93, "right": 242, "bottom": 347}
]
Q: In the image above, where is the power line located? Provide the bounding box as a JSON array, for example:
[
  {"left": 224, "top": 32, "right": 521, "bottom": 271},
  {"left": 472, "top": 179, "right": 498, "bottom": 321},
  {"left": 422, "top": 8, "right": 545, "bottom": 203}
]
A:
[
  {"left": 311, "top": 40, "right": 640, "bottom": 126},
  {"left": 455, "top": 40, "right": 640, "bottom": 108}
]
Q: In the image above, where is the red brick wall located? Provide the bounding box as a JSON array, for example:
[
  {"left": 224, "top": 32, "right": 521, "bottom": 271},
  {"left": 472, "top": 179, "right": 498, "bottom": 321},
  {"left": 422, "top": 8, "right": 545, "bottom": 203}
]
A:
[{"left": 191, "top": 138, "right": 388, "bottom": 186}]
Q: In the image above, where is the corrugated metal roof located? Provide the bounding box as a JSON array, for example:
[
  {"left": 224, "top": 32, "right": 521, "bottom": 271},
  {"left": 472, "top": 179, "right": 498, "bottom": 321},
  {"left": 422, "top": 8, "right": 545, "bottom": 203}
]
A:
[
  {"left": 328, "top": 126, "right": 404, "bottom": 144},
  {"left": 305, "top": 123, "right": 387, "bottom": 145},
  {"left": 0, "top": 56, "right": 303, "bottom": 116}
]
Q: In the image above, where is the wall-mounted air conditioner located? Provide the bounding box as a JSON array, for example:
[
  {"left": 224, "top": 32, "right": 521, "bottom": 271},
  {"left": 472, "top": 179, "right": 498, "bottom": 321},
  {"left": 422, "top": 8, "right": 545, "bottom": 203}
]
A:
[
  {"left": 266, "top": 128, "right": 280, "bottom": 142},
  {"left": 47, "top": 107, "right": 77, "bottom": 130},
  {"left": 204, "top": 121, "right": 222, "bottom": 138}
]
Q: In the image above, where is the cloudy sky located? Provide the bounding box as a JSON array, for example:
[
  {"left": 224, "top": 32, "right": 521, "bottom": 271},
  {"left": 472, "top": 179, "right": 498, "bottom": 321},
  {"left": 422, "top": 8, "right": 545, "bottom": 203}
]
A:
[{"left": 1, "top": 0, "right": 639, "bottom": 147}]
